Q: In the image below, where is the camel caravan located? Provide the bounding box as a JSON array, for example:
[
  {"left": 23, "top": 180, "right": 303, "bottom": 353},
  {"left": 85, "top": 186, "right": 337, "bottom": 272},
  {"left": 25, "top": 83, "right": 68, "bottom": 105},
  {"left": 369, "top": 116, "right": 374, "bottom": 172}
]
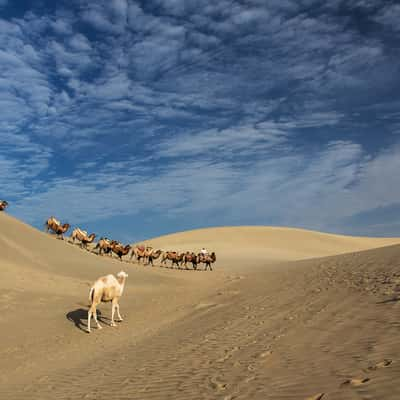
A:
[{"left": 44, "top": 216, "right": 217, "bottom": 271}]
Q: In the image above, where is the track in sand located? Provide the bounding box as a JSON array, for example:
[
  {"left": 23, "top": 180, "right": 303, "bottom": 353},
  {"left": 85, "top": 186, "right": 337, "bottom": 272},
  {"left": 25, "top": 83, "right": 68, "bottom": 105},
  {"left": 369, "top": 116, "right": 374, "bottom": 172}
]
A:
[{"left": 1, "top": 212, "right": 400, "bottom": 399}]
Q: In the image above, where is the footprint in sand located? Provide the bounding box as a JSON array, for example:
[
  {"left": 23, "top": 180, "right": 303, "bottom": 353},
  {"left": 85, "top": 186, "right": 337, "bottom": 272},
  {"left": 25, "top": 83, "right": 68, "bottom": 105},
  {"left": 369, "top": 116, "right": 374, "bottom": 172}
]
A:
[
  {"left": 305, "top": 394, "right": 324, "bottom": 400},
  {"left": 195, "top": 302, "right": 218, "bottom": 310},
  {"left": 37, "top": 375, "right": 49, "bottom": 383},
  {"left": 259, "top": 349, "right": 273, "bottom": 358},
  {"left": 209, "top": 376, "right": 227, "bottom": 391},
  {"left": 367, "top": 358, "right": 392, "bottom": 371},
  {"left": 216, "top": 346, "right": 240, "bottom": 363},
  {"left": 341, "top": 377, "right": 370, "bottom": 387}
]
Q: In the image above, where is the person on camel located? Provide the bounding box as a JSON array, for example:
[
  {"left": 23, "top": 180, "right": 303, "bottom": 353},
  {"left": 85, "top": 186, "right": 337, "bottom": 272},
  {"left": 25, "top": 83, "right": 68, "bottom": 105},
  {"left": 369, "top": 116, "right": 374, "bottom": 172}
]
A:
[{"left": 200, "top": 247, "right": 209, "bottom": 257}]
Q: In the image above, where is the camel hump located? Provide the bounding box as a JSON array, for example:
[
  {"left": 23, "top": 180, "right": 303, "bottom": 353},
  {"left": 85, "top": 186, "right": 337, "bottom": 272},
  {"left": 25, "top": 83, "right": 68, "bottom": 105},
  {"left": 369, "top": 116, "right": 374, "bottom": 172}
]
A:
[
  {"left": 137, "top": 245, "right": 145, "bottom": 252},
  {"left": 76, "top": 228, "right": 88, "bottom": 236},
  {"left": 49, "top": 216, "right": 61, "bottom": 226}
]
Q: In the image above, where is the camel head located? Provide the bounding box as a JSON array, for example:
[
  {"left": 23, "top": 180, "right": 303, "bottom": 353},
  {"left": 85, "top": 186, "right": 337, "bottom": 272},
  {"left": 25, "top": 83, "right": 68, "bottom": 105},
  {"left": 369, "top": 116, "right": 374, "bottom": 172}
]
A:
[
  {"left": 61, "top": 223, "right": 70, "bottom": 232},
  {"left": 117, "top": 271, "right": 128, "bottom": 279},
  {"left": 88, "top": 233, "right": 96, "bottom": 241}
]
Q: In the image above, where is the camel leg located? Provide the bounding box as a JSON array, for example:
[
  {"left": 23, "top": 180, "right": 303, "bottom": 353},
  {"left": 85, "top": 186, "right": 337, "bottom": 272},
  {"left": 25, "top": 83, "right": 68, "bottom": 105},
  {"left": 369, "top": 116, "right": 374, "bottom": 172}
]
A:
[
  {"left": 88, "top": 304, "right": 102, "bottom": 332},
  {"left": 93, "top": 308, "right": 102, "bottom": 329},
  {"left": 87, "top": 310, "right": 91, "bottom": 333},
  {"left": 110, "top": 299, "right": 118, "bottom": 326},
  {"left": 116, "top": 303, "right": 123, "bottom": 322}
]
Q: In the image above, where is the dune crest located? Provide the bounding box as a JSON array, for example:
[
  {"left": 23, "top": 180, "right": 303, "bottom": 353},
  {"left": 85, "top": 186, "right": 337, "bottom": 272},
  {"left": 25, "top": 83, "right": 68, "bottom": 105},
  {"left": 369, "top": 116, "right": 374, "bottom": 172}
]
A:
[{"left": 140, "top": 225, "right": 400, "bottom": 263}]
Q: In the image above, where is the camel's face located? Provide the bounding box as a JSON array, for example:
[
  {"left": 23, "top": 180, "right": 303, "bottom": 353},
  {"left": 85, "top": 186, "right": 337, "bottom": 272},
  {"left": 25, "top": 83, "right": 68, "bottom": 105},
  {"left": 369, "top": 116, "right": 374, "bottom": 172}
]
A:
[{"left": 117, "top": 271, "right": 128, "bottom": 279}]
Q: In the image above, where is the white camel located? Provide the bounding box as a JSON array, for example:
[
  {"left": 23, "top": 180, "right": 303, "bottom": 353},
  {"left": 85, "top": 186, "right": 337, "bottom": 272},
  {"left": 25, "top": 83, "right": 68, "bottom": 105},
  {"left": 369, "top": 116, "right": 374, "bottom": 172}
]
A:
[{"left": 87, "top": 271, "right": 128, "bottom": 333}]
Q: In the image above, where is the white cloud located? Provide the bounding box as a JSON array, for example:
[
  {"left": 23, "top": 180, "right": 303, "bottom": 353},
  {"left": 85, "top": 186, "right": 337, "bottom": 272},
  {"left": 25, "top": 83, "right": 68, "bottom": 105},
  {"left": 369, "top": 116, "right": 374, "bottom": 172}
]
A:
[
  {"left": 1, "top": 2, "right": 400, "bottom": 238},
  {"left": 374, "top": 4, "right": 400, "bottom": 32}
]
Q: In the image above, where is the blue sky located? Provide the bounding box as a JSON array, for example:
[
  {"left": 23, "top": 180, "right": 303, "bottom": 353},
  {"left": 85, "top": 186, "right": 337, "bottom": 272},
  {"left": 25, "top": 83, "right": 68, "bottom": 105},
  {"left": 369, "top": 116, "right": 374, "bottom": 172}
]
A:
[{"left": 1, "top": 0, "right": 400, "bottom": 242}]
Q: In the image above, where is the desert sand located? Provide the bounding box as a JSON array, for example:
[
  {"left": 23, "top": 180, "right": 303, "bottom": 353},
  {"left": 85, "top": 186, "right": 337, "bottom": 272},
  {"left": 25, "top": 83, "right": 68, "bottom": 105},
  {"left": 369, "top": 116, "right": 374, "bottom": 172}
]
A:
[{"left": 1, "top": 211, "right": 400, "bottom": 399}]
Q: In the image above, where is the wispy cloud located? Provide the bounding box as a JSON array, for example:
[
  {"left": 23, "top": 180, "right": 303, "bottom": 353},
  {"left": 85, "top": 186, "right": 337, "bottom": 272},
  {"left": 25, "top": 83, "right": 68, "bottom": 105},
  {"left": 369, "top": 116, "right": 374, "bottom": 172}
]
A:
[{"left": 0, "top": 0, "right": 399, "bottom": 238}]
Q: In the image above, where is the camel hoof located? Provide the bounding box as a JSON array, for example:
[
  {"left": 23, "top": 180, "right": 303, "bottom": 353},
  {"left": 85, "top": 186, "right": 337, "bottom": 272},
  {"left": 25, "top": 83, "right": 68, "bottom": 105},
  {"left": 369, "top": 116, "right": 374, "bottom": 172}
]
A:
[
  {"left": 110, "top": 322, "right": 116, "bottom": 327},
  {"left": 116, "top": 318, "right": 123, "bottom": 322}
]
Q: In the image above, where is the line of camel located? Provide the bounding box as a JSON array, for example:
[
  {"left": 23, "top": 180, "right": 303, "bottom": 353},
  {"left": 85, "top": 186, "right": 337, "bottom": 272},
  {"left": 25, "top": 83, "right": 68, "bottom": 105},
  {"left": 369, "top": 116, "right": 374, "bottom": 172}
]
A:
[{"left": 45, "top": 216, "right": 216, "bottom": 271}]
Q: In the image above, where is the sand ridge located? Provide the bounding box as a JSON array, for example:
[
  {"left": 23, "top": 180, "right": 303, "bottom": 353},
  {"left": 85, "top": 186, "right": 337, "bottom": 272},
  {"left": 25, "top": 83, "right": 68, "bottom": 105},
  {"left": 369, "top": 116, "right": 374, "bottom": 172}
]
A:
[
  {"left": 139, "top": 225, "right": 400, "bottom": 263},
  {"left": 1, "top": 212, "right": 400, "bottom": 399}
]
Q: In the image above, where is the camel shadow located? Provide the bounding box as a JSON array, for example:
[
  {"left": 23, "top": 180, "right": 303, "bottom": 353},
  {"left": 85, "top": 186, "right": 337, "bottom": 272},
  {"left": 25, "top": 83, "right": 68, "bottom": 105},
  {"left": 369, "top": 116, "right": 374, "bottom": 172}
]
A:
[{"left": 66, "top": 308, "right": 110, "bottom": 332}]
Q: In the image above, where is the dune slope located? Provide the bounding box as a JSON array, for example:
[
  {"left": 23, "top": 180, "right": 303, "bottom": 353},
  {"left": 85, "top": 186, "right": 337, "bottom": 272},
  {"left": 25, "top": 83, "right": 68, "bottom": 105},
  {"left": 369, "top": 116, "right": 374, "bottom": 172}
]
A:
[
  {"left": 140, "top": 226, "right": 400, "bottom": 262},
  {"left": 1, "top": 213, "right": 400, "bottom": 399}
]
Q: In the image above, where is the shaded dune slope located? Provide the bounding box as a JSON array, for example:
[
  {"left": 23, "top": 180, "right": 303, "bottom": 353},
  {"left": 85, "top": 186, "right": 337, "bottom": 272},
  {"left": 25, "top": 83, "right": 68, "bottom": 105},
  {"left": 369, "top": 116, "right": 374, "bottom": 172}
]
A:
[{"left": 1, "top": 213, "right": 400, "bottom": 399}]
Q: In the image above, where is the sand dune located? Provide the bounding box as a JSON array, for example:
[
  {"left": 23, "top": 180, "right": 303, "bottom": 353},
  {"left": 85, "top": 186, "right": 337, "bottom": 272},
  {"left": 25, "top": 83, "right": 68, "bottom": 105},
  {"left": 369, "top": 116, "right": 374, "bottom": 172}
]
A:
[
  {"left": 141, "top": 225, "right": 400, "bottom": 264},
  {"left": 1, "top": 212, "right": 400, "bottom": 399}
]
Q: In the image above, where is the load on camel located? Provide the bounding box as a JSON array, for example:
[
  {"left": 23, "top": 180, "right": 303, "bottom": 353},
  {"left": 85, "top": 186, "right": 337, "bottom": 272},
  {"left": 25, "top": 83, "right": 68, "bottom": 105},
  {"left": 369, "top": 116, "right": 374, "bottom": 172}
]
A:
[
  {"left": 111, "top": 242, "right": 131, "bottom": 261},
  {"left": 198, "top": 252, "right": 217, "bottom": 271},
  {"left": 45, "top": 216, "right": 70, "bottom": 240},
  {"left": 161, "top": 251, "right": 185, "bottom": 268},
  {"left": 70, "top": 228, "right": 96, "bottom": 249},
  {"left": 0, "top": 200, "right": 8, "bottom": 211}
]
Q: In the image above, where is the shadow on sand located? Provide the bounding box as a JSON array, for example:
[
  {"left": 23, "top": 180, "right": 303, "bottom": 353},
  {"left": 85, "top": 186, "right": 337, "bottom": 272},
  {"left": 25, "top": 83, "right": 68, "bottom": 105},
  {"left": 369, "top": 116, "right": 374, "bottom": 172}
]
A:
[
  {"left": 66, "top": 308, "right": 110, "bottom": 332},
  {"left": 376, "top": 296, "right": 400, "bottom": 305}
]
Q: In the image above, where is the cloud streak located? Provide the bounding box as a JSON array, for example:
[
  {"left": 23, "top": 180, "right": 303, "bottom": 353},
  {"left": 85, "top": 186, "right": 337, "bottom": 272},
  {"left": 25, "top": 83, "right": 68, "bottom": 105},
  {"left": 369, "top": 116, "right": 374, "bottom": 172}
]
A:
[{"left": 0, "top": 0, "right": 399, "bottom": 238}]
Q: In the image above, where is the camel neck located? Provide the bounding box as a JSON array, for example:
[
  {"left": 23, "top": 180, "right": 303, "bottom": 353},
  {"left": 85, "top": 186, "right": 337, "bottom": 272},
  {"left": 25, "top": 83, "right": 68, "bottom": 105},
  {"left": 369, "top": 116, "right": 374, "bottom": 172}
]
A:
[{"left": 117, "top": 276, "right": 126, "bottom": 286}]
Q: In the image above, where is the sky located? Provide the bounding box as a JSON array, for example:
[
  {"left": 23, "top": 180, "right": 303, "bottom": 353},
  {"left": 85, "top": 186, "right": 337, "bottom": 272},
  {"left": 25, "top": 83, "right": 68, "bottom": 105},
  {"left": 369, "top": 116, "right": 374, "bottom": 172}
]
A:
[{"left": 1, "top": 0, "right": 400, "bottom": 242}]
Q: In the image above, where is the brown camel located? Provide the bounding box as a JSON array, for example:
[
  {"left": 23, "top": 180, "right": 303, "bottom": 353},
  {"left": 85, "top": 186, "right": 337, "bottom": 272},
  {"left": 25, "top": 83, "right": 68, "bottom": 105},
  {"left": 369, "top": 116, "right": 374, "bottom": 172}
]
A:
[
  {"left": 0, "top": 200, "right": 8, "bottom": 211},
  {"left": 70, "top": 228, "right": 96, "bottom": 249},
  {"left": 161, "top": 251, "right": 185, "bottom": 268},
  {"left": 130, "top": 245, "right": 153, "bottom": 264},
  {"left": 198, "top": 252, "right": 216, "bottom": 271},
  {"left": 94, "top": 237, "right": 115, "bottom": 256},
  {"left": 45, "top": 216, "right": 70, "bottom": 239},
  {"left": 183, "top": 252, "right": 199, "bottom": 270},
  {"left": 146, "top": 249, "right": 163, "bottom": 266},
  {"left": 111, "top": 243, "right": 131, "bottom": 261}
]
